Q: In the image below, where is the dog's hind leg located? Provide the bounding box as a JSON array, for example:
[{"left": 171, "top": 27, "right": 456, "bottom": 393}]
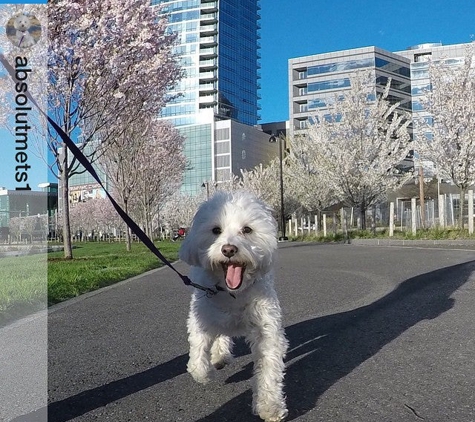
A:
[{"left": 211, "top": 335, "right": 234, "bottom": 369}]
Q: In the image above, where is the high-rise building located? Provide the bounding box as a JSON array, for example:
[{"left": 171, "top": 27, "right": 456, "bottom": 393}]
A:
[
  {"left": 153, "top": 0, "right": 276, "bottom": 195},
  {"left": 288, "top": 46, "right": 412, "bottom": 138},
  {"left": 155, "top": 0, "right": 260, "bottom": 125},
  {"left": 154, "top": 0, "right": 261, "bottom": 126}
]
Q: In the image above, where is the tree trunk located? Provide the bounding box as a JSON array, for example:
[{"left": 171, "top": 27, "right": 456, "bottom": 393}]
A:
[
  {"left": 360, "top": 203, "right": 367, "bottom": 230},
  {"left": 419, "top": 166, "right": 426, "bottom": 229},
  {"left": 459, "top": 185, "right": 466, "bottom": 229},
  {"left": 124, "top": 198, "right": 131, "bottom": 251},
  {"left": 61, "top": 147, "right": 73, "bottom": 259}
]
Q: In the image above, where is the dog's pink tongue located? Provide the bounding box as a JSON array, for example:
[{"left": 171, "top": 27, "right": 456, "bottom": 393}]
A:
[{"left": 225, "top": 264, "right": 243, "bottom": 289}]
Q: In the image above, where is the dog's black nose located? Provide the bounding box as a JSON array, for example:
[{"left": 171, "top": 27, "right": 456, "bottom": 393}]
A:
[{"left": 221, "top": 244, "right": 238, "bottom": 258}]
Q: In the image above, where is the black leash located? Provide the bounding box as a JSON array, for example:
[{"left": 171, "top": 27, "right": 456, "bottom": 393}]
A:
[{"left": 0, "top": 53, "right": 220, "bottom": 297}]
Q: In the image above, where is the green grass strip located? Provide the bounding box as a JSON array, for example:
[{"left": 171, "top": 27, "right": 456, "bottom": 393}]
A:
[
  {"left": 0, "top": 253, "right": 47, "bottom": 326},
  {"left": 47, "top": 241, "right": 181, "bottom": 306}
]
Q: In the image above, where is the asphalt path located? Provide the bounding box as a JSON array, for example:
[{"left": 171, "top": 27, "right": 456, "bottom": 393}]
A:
[{"left": 9, "top": 243, "right": 475, "bottom": 422}]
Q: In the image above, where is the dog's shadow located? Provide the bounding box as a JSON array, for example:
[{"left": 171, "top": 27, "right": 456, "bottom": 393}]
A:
[
  {"left": 195, "top": 260, "right": 475, "bottom": 421},
  {"left": 18, "top": 260, "right": 473, "bottom": 422}
]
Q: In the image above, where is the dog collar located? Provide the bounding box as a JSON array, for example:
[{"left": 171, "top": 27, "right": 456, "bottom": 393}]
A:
[{"left": 214, "top": 284, "right": 236, "bottom": 299}]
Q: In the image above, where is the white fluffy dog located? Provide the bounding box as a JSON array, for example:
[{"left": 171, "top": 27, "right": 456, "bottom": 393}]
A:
[
  {"left": 179, "top": 191, "right": 288, "bottom": 422},
  {"left": 13, "top": 14, "right": 35, "bottom": 48}
]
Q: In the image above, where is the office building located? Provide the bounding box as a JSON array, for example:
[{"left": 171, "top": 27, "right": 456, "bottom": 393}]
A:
[
  {"left": 0, "top": 186, "right": 56, "bottom": 240},
  {"left": 152, "top": 0, "right": 278, "bottom": 195},
  {"left": 395, "top": 42, "right": 471, "bottom": 176},
  {"left": 288, "top": 46, "right": 412, "bottom": 138}
]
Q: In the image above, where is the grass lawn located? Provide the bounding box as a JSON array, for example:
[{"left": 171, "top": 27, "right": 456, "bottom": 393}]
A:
[
  {"left": 48, "top": 241, "right": 181, "bottom": 306},
  {"left": 0, "top": 253, "right": 47, "bottom": 326}
]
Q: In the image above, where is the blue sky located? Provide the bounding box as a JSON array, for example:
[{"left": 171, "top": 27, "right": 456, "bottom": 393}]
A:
[
  {"left": 259, "top": 0, "right": 475, "bottom": 122},
  {"left": 1, "top": 0, "right": 474, "bottom": 190}
]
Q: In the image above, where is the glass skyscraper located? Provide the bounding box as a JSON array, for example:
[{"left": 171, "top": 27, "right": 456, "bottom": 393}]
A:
[{"left": 151, "top": 0, "right": 263, "bottom": 194}]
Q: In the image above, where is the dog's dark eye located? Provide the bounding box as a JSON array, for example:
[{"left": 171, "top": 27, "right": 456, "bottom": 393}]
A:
[
  {"left": 212, "top": 227, "right": 221, "bottom": 235},
  {"left": 242, "top": 226, "right": 252, "bottom": 234}
]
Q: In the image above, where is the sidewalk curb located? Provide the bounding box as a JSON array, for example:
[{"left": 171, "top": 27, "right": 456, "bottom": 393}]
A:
[{"left": 350, "top": 239, "right": 475, "bottom": 247}]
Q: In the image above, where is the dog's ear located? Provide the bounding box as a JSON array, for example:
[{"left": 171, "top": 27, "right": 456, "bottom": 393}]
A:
[{"left": 179, "top": 229, "right": 200, "bottom": 266}]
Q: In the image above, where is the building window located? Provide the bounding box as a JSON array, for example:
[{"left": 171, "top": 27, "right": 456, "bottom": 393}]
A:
[
  {"left": 308, "top": 78, "right": 351, "bottom": 92},
  {"left": 412, "top": 100, "right": 424, "bottom": 111},
  {"left": 375, "top": 58, "right": 410, "bottom": 78},
  {"left": 376, "top": 76, "right": 411, "bottom": 94},
  {"left": 307, "top": 58, "right": 374, "bottom": 76},
  {"left": 215, "top": 128, "right": 230, "bottom": 141},
  {"left": 216, "top": 155, "right": 230, "bottom": 167},
  {"left": 308, "top": 98, "right": 327, "bottom": 109},
  {"left": 215, "top": 141, "right": 230, "bottom": 154},
  {"left": 414, "top": 53, "right": 432, "bottom": 62}
]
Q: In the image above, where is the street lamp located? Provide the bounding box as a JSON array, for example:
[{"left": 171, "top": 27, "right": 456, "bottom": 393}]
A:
[
  {"left": 201, "top": 181, "right": 211, "bottom": 200},
  {"left": 269, "top": 134, "right": 288, "bottom": 241},
  {"left": 202, "top": 181, "right": 217, "bottom": 200}
]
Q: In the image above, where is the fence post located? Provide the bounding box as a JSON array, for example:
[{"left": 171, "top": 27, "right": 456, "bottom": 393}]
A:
[
  {"left": 469, "top": 190, "right": 474, "bottom": 235},
  {"left": 429, "top": 200, "right": 435, "bottom": 228},
  {"left": 437, "top": 195, "right": 444, "bottom": 228},
  {"left": 448, "top": 194, "right": 455, "bottom": 227},
  {"left": 323, "top": 213, "right": 327, "bottom": 237},
  {"left": 389, "top": 202, "right": 394, "bottom": 237},
  {"left": 411, "top": 197, "right": 417, "bottom": 235}
]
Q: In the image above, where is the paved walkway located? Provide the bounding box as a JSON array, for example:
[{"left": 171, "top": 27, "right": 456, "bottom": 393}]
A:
[{"left": 3, "top": 242, "right": 475, "bottom": 421}]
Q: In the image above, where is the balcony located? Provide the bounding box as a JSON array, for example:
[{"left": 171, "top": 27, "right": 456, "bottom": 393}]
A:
[
  {"left": 199, "top": 94, "right": 217, "bottom": 106},
  {"left": 200, "top": 1, "right": 218, "bottom": 13},
  {"left": 199, "top": 35, "right": 218, "bottom": 46},
  {"left": 199, "top": 47, "right": 218, "bottom": 58},
  {"left": 200, "top": 12, "right": 217, "bottom": 24},
  {"left": 199, "top": 70, "right": 218, "bottom": 81},
  {"left": 199, "top": 59, "right": 218, "bottom": 70},
  {"left": 200, "top": 24, "right": 218, "bottom": 36},
  {"left": 199, "top": 82, "right": 217, "bottom": 94}
]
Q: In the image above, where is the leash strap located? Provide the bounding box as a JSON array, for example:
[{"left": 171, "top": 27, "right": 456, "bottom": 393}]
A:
[{"left": 0, "top": 53, "right": 218, "bottom": 297}]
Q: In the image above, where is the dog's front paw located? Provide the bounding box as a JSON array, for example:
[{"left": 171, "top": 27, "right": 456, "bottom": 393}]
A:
[
  {"left": 255, "top": 403, "right": 288, "bottom": 422},
  {"left": 259, "top": 408, "right": 288, "bottom": 422},
  {"left": 187, "top": 363, "right": 215, "bottom": 384},
  {"left": 211, "top": 354, "right": 233, "bottom": 370}
]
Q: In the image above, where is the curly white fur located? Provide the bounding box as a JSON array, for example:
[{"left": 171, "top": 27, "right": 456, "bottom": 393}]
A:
[{"left": 180, "top": 191, "right": 288, "bottom": 422}]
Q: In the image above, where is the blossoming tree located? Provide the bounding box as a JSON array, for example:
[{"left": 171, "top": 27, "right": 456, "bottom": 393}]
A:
[
  {"left": 416, "top": 45, "right": 475, "bottom": 228},
  {"left": 48, "top": 0, "right": 183, "bottom": 258},
  {"left": 99, "top": 117, "right": 186, "bottom": 249},
  {"left": 292, "top": 71, "right": 412, "bottom": 229}
]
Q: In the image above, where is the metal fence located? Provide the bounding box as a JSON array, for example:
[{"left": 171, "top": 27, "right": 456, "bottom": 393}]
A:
[{"left": 287, "top": 190, "right": 475, "bottom": 237}]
